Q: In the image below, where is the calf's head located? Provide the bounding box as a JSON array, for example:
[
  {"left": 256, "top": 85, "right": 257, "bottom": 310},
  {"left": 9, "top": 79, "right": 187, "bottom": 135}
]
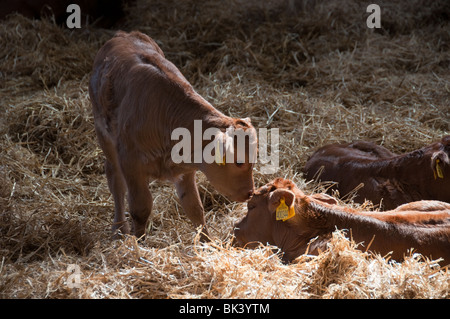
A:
[{"left": 201, "top": 118, "right": 257, "bottom": 202}]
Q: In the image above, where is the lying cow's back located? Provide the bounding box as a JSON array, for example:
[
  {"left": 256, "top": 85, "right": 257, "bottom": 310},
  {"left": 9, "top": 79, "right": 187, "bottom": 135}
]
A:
[
  {"left": 303, "top": 138, "right": 450, "bottom": 210},
  {"left": 303, "top": 141, "right": 396, "bottom": 205},
  {"left": 304, "top": 141, "right": 395, "bottom": 171}
]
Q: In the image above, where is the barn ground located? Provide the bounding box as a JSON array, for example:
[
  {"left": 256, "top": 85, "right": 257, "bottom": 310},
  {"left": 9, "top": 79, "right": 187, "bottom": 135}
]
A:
[{"left": 0, "top": 0, "right": 449, "bottom": 298}]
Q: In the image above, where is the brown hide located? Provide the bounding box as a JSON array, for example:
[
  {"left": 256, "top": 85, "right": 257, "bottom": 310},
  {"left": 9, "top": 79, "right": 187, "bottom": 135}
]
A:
[
  {"left": 89, "top": 31, "right": 256, "bottom": 239},
  {"left": 234, "top": 178, "right": 450, "bottom": 264},
  {"left": 303, "top": 137, "right": 450, "bottom": 210}
]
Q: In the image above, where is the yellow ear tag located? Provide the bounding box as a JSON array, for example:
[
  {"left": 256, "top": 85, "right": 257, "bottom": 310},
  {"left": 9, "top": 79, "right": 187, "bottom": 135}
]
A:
[
  {"left": 215, "top": 139, "right": 225, "bottom": 166},
  {"left": 276, "top": 198, "right": 295, "bottom": 221},
  {"left": 435, "top": 159, "right": 444, "bottom": 179}
]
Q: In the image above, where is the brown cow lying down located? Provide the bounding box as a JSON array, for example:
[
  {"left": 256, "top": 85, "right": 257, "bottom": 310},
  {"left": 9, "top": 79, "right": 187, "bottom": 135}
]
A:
[
  {"left": 303, "top": 136, "right": 450, "bottom": 210},
  {"left": 90, "top": 31, "right": 256, "bottom": 239},
  {"left": 234, "top": 178, "right": 450, "bottom": 264}
]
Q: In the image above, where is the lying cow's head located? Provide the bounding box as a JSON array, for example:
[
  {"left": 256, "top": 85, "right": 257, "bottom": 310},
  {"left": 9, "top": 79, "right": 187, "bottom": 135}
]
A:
[
  {"left": 233, "top": 178, "right": 336, "bottom": 261},
  {"left": 233, "top": 178, "right": 297, "bottom": 248},
  {"left": 201, "top": 118, "right": 257, "bottom": 202}
]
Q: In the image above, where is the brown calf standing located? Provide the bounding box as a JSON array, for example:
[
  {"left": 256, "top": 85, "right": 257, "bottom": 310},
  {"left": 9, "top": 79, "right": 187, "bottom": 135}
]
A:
[
  {"left": 89, "top": 31, "right": 256, "bottom": 239},
  {"left": 303, "top": 137, "right": 450, "bottom": 210},
  {"left": 234, "top": 178, "right": 450, "bottom": 264}
]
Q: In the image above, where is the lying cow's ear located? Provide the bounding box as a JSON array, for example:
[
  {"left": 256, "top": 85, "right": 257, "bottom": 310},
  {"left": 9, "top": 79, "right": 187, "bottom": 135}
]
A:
[
  {"left": 268, "top": 189, "right": 295, "bottom": 214},
  {"left": 311, "top": 193, "right": 338, "bottom": 205},
  {"left": 431, "top": 151, "right": 448, "bottom": 179}
]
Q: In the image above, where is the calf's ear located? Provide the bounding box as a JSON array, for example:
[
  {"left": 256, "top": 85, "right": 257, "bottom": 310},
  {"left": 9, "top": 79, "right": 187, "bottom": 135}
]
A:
[{"left": 268, "top": 189, "right": 295, "bottom": 214}]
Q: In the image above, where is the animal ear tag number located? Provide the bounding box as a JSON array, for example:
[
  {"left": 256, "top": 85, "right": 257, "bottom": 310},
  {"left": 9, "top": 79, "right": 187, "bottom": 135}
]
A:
[
  {"left": 276, "top": 198, "right": 295, "bottom": 221},
  {"left": 215, "top": 139, "right": 225, "bottom": 166},
  {"left": 434, "top": 159, "right": 444, "bottom": 179}
]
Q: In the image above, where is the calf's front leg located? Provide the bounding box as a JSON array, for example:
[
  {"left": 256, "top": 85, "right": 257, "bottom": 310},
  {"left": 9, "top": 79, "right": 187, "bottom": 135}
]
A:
[{"left": 175, "top": 171, "right": 210, "bottom": 241}]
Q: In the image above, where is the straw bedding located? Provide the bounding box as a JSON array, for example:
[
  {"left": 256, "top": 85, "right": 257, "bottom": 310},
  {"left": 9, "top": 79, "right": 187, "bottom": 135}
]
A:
[{"left": 1, "top": 0, "right": 449, "bottom": 298}]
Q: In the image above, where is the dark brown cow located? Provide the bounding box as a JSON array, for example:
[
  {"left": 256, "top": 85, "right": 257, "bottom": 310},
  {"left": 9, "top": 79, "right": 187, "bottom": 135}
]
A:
[
  {"left": 303, "top": 136, "right": 450, "bottom": 210},
  {"left": 234, "top": 178, "right": 450, "bottom": 264},
  {"left": 89, "top": 31, "right": 257, "bottom": 239}
]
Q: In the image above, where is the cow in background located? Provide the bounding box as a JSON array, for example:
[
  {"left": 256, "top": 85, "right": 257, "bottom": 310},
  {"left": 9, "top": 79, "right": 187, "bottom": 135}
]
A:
[{"left": 303, "top": 136, "right": 450, "bottom": 210}]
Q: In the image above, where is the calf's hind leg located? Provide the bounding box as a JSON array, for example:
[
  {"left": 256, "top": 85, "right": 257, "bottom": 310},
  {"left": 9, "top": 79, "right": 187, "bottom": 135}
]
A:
[
  {"left": 120, "top": 157, "right": 153, "bottom": 238},
  {"left": 105, "top": 159, "right": 129, "bottom": 236},
  {"left": 94, "top": 124, "right": 129, "bottom": 237}
]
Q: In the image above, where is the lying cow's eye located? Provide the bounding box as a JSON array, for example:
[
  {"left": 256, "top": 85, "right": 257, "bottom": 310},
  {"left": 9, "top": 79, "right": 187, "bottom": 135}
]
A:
[{"left": 248, "top": 203, "right": 256, "bottom": 210}]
